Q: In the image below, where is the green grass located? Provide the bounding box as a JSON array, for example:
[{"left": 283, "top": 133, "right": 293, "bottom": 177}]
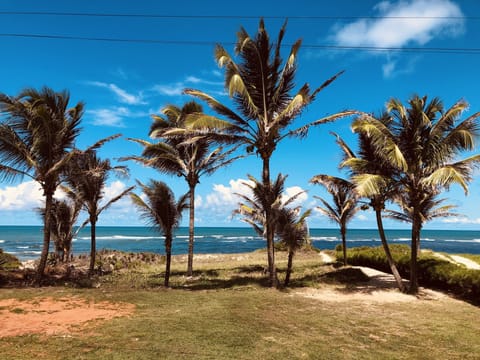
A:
[{"left": 1, "top": 250, "right": 480, "bottom": 359}]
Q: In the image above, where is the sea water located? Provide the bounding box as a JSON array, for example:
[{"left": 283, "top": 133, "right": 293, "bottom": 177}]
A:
[{"left": 1, "top": 226, "right": 480, "bottom": 261}]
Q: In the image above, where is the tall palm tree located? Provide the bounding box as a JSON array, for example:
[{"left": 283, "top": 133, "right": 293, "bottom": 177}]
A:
[
  {"left": 184, "top": 19, "right": 355, "bottom": 286},
  {"left": 310, "top": 175, "right": 359, "bottom": 266},
  {"left": 332, "top": 131, "right": 406, "bottom": 291},
  {"left": 351, "top": 95, "right": 480, "bottom": 293},
  {"left": 63, "top": 139, "right": 133, "bottom": 275},
  {"left": 124, "top": 101, "right": 239, "bottom": 276},
  {"left": 0, "top": 87, "right": 83, "bottom": 282},
  {"left": 131, "top": 180, "right": 188, "bottom": 287},
  {"left": 276, "top": 207, "right": 311, "bottom": 287},
  {"left": 234, "top": 173, "right": 308, "bottom": 286}
]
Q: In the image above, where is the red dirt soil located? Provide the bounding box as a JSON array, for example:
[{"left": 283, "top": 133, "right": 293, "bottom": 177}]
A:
[{"left": 0, "top": 296, "right": 135, "bottom": 338}]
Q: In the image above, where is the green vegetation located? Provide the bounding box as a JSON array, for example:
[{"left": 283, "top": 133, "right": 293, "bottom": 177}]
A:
[
  {"left": 185, "top": 19, "right": 355, "bottom": 287},
  {"left": 1, "top": 253, "right": 480, "bottom": 359},
  {"left": 130, "top": 180, "right": 189, "bottom": 287},
  {"left": 337, "top": 245, "right": 480, "bottom": 303},
  {"left": 0, "top": 87, "right": 84, "bottom": 282},
  {"left": 348, "top": 96, "right": 480, "bottom": 293},
  {"left": 124, "top": 101, "right": 239, "bottom": 276},
  {"left": 0, "top": 249, "right": 20, "bottom": 270},
  {"left": 63, "top": 139, "right": 133, "bottom": 275},
  {"left": 310, "top": 175, "right": 360, "bottom": 266}
]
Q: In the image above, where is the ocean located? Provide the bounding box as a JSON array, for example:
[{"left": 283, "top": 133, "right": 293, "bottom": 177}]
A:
[{"left": 1, "top": 226, "right": 480, "bottom": 261}]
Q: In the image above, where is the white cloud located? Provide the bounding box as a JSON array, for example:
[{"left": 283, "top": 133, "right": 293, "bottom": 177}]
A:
[
  {"left": 0, "top": 181, "right": 44, "bottom": 210},
  {"left": 86, "top": 81, "right": 146, "bottom": 105},
  {"left": 196, "top": 179, "right": 309, "bottom": 224},
  {"left": 331, "top": 0, "right": 464, "bottom": 48},
  {"left": 0, "top": 181, "right": 67, "bottom": 211},
  {"left": 87, "top": 107, "right": 148, "bottom": 127},
  {"left": 330, "top": 0, "right": 464, "bottom": 77},
  {"left": 152, "top": 83, "right": 184, "bottom": 96},
  {"left": 282, "top": 186, "right": 308, "bottom": 206},
  {"left": 442, "top": 216, "right": 480, "bottom": 224},
  {"left": 204, "top": 178, "right": 253, "bottom": 209},
  {"left": 356, "top": 214, "right": 369, "bottom": 221},
  {"left": 152, "top": 74, "right": 225, "bottom": 97}
]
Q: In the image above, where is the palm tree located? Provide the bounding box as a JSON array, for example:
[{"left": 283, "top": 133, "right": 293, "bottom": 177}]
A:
[
  {"left": 310, "top": 175, "right": 359, "bottom": 266},
  {"left": 234, "top": 173, "right": 308, "bottom": 286},
  {"left": 63, "top": 147, "right": 133, "bottom": 276},
  {"left": 184, "top": 19, "right": 355, "bottom": 286},
  {"left": 41, "top": 198, "right": 82, "bottom": 262},
  {"left": 332, "top": 131, "right": 406, "bottom": 292},
  {"left": 0, "top": 87, "right": 83, "bottom": 282},
  {"left": 124, "top": 101, "right": 239, "bottom": 276},
  {"left": 276, "top": 207, "right": 311, "bottom": 287},
  {"left": 130, "top": 180, "right": 188, "bottom": 286},
  {"left": 351, "top": 95, "right": 480, "bottom": 293}
]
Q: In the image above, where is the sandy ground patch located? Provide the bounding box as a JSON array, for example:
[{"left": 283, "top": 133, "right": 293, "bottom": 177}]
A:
[
  {"left": 0, "top": 296, "right": 135, "bottom": 338},
  {"left": 295, "top": 266, "right": 446, "bottom": 304}
]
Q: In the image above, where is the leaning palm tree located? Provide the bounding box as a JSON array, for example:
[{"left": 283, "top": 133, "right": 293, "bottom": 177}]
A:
[
  {"left": 63, "top": 146, "right": 133, "bottom": 275},
  {"left": 131, "top": 180, "right": 188, "bottom": 287},
  {"left": 351, "top": 95, "right": 480, "bottom": 293},
  {"left": 332, "top": 131, "right": 406, "bottom": 292},
  {"left": 234, "top": 173, "right": 308, "bottom": 286},
  {"left": 124, "top": 101, "right": 239, "bottom": 276},
  {"left": 184, "top": 19, "right": 355, "bottom": 286},
  {"left": 310, "top": 175, "right": 359, "bottom": 266},
  {"left": 0, "top": 87, "right": 83, "bottom": 282}
]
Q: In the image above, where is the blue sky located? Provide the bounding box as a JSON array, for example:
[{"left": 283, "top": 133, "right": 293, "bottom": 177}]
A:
[{"left": 1, "top": 0, "right": 480, "bottom": 229}]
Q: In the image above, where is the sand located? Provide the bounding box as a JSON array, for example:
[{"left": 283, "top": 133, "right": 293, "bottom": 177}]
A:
[{"left": 0, "top": 296, "right": 135, "bottom": 338}]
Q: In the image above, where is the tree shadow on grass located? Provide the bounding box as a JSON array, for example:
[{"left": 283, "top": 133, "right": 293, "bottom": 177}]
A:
[{"left": 173, "top": 275, "right": 271, "bottom": 290}]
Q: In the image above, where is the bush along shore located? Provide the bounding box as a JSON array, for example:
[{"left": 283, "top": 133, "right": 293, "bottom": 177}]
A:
[{"left": 0, "top": 249, "right": 166, "bottom": 287}]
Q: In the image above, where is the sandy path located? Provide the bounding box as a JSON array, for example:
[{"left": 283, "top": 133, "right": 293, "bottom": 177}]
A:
[
  {"left": 449, "top": 255, "right": 480, "bottom": 270},
  {"left": 319, "top": 251, "right": 335, "bottom": 264}
]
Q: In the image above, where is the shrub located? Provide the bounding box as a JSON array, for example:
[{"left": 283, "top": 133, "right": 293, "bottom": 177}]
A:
[{"left": 0, "top": 249, "right": 21, "bottom": 270}]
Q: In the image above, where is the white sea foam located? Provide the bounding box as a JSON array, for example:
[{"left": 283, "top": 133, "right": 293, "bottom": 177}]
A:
[
  {"left": 0, "top": 240, "right": 4, "bottom": 243},
  {"left": 17, "top": 246, "right": 29, "bottom": 249},
  {"left": 175, "top": 235, "right": 204, "bottom": 239},
  {"left": 223, "top": 236, "right": 255, "bottom": 241},
  {"left": 445, "top": 239, "right": 480, "bottom": 243},
  {"left": 310, "top": 236, "right": 338, "bottom": 241},
  {"left": 80, "top": 235, "right": 160, "bottom": 240}
]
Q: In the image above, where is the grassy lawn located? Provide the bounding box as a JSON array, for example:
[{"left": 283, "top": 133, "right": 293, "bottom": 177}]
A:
[{"left": 1, "top": 250, "right": 480, "bottom": 359}]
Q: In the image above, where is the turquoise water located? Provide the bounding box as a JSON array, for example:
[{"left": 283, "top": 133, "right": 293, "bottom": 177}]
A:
[{"left": 1, "top": 226, "right": 480, "bottom": 260}]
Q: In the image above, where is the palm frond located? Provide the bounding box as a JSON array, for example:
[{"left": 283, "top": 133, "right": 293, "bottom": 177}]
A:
[{"left": 288, "top": 110, "right": 358, "bottom": 139}]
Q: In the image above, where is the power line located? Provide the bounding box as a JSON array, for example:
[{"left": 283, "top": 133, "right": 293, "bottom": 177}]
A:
[
  {"left": 0, "top": 11, "right": 476, "bottom": 20},
  {"left": 1, "top": 33, "right": 480, "bottom": 55}
]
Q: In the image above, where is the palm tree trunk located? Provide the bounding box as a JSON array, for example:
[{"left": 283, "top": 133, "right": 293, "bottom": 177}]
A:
[
  {"left": 36, "top": 189, "right": 54, "bottom": 284},
  {"left": 165, "top": 234, "right": 172, "bottom": 287},
  {"left": 409, "top": 214, "right": 421, "bottom": 294},
  {"left": 262, "top": 156, "right": 277, "bottom": 288},
  {"left": 88, "top": 215, "right": 97, "bottom": 276},
  {"left": 284, "top": 250, "right": 293, "bottom": 287},
  {"left": 187, "top": 184, "right": 195, "bottom": 276},
  {"left": 341, "top": 225, "right": 347, "bottom": 266},
  {"left": 375, "top": 209, "right": 406, "bottom": 292}
]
